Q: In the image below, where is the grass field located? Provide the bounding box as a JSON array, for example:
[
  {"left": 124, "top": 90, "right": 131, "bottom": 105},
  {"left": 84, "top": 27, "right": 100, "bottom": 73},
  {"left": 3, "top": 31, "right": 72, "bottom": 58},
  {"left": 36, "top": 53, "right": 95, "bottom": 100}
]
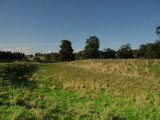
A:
[
  {"left": 1, "top": 59, "right": 160, "bottom": 120},
  {"left": 0, "top": 63, "right": 7, "bottom": 65}
]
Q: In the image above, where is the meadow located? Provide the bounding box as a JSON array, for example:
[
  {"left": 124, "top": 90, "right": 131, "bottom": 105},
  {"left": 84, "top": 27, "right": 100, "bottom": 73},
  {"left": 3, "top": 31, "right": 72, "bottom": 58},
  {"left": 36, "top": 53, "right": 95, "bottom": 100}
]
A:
[{"left": 0, "top": 59, "right": 160, "bottom": 120}]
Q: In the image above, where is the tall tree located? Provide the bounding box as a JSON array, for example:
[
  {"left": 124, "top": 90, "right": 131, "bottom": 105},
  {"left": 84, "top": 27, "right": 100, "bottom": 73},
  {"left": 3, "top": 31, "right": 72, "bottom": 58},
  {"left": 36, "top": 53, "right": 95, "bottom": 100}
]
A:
[
  {"left": 59, "top": 40, "right": 74, "bottom": 61},
  {"left": 84, "top": 36, "right": 100, "bottom": 59}
]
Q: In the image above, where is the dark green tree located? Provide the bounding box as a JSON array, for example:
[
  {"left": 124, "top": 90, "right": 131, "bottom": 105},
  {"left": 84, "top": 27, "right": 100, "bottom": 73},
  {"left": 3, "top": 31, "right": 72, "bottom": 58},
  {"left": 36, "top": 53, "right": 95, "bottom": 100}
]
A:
[
  {"left": 84, "top": 36, "right": 100, "bottom": 59},
  {"left": 50, "top": 53, "right": 59, "bottom": 62},
  {"left": 33, "top": 56, "right": 41, "bottom": 62},
  {"left": 35, "top": 53, "right": 44, "bottom": 56},
  {"left": 116, "top": 44, "right": 133, "bottom": 59},
  {"left": 59, "top": 40, "right": 74, "bottom": 61},
  {"left": 0, "top": 51, "right": 25, "bottom": 62},
  {"left": 100, "top": 48, "right": 116, "bottom": 59},
  {"left": 156, "top": 26, "right": 160, "bottom": 37},
  {"left": 44, "top": 53, "right": 59, "bottom": 62},
  {"left": 137, "top": 40, "right": 160, "bottom": 59},
  {"left": 44, "top": 54, "right": 52, "bottom": 62},
  {"left": 132, "top": 49, "right": 138, "bottom": 58}
]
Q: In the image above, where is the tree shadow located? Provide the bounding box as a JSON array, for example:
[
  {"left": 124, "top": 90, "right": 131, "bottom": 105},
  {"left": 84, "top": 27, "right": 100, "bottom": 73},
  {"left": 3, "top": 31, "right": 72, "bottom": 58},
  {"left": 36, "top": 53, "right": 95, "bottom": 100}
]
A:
[{"left": 0, "top": 63, "right": 38, "bottom": 89}]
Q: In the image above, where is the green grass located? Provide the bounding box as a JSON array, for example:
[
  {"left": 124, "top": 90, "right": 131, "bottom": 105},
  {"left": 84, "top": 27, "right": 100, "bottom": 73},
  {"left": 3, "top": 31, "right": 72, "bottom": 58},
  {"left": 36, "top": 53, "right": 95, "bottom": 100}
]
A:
[
  {"left": 1, "top": 59, "right": 160, "bottom": 119},
  {"left": 0, "top": 63, "right": 7, "bottom": 65}
]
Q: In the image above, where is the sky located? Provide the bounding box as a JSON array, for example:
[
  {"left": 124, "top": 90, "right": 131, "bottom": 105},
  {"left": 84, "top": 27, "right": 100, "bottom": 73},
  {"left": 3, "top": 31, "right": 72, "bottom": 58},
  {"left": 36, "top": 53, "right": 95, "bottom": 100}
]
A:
[{"left": 0, "top": 0, "right": 160, "bottom": 55}]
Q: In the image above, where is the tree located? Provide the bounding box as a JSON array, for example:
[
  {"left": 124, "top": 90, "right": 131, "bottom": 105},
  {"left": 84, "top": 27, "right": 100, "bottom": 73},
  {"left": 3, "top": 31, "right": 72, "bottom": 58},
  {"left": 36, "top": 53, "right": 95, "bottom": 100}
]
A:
[
  {"left": 74, "top": 51, "right": 84, "bottom": 60},
  {"left": 0, "top": 51, "right": 25, "bottom": 62},
  {"left": 84, "top": 36, "right": 100, "bottom": 59},
  {"left": 35, "top": 53, "right": 44, "bottom": 56},
  {"left": 156, "top": 26, "right": 160, "bottom": 38},
  {"left": 137, "top": 40, "right": 160, "bottom": 59},
  {"left": 44, "top": 54, "right": 52, "bottom": 62},
  {"left": 44, "top": 53, "right": 59, "bottom": 62},
  {"left": 116, "top": 44, "right": 133, "bottom": 59},
  {"left": 132, "top": 49, "right": 138, "bottom": 58},
  {"left": 50, "top": 53, "right": 59, "bottom": 62},
  {"left": 34, "top": 56, "right": 41, "bottom": 62},
  {"left": 23, "top": 56, "right": 29, "bottom": 62},
  {"left": 59, "top": 40, "right": 74, "bottom": 61},
  {"left": 27, "top": 54, "right": 33, "bottom": 58},
  {"left": 100, "top": 48, "right": 116, "bottom": 59}
]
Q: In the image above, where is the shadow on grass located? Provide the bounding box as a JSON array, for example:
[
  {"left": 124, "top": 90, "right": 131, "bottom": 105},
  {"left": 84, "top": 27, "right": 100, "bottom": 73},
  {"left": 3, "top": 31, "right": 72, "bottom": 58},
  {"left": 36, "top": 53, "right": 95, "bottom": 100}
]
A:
[{"left": 0, "top": 63, "right": 38, "bottom": 88}]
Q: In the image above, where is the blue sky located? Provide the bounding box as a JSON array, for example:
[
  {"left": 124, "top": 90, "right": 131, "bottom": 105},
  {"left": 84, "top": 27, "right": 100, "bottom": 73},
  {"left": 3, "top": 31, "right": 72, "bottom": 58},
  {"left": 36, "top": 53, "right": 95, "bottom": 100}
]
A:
[{"left": 0, "top": 0, "right": 160, "bottom": 55}]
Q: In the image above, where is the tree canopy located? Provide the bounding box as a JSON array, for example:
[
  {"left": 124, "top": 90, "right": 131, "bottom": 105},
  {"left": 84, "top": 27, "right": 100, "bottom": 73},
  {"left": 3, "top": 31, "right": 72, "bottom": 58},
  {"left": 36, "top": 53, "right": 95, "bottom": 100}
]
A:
[
  {"left": 84, "top": 36, "right": 100, "bottom": 59},
  {"left": 116, "top": 44, "right": 133, "bottom": 59},
  {"left": 100, "top": 48, "right": 116, "bottom": 59},
  {"left": 0, "top": 51, "right": 25, "bottom": 62},
  {"left": 59, "top": 40, "right": 74, "bottom": 61},
  {"left": 137, "top": 40, "right": 160, "bottom": 59}
]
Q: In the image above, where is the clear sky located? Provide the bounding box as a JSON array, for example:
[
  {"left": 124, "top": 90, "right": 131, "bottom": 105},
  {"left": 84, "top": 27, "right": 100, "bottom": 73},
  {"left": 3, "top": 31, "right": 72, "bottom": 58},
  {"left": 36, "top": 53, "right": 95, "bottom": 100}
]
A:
[{"left": 0, "top": 0, "right": 160, "bottom": 55}]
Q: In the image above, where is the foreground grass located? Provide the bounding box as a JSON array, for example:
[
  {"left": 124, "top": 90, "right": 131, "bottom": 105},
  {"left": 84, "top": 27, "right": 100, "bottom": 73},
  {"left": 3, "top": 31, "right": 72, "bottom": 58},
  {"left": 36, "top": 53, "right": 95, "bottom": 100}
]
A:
[{"left": 1, "top": 59, "right": 160, "bottom": 119}]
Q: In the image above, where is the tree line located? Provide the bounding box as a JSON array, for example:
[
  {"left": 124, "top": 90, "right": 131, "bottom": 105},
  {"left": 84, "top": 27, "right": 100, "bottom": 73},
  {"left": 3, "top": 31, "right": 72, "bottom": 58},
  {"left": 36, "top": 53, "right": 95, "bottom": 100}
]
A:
[
  {"left": 0, "top": 37, "right": 160, "bottom": 62},
  {"left": 0, "top": 51, "right": 26, "bottom": 62},
  {"left": 0, "top": 25, "right": 160, "bottom": 62},
  {"left": 1, "top": 36, "right": 159, "bottom": 62},
  {"left": 44, "top": 36, "right": 160, "bottom": 62}
]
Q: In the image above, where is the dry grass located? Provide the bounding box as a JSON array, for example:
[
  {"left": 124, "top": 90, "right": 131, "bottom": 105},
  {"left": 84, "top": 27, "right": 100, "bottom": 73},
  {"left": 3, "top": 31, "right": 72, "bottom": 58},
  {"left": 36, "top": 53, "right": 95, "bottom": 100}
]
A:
[{"left": 68, "top": 59, "right": 160, "bottom": 79}]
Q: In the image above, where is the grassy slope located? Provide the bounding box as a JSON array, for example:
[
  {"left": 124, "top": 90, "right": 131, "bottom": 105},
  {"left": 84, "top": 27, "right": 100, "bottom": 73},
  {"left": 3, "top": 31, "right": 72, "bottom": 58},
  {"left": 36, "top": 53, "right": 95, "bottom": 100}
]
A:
[{"left": 1, "top": 59, "right": 160, "bottom": 119}]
